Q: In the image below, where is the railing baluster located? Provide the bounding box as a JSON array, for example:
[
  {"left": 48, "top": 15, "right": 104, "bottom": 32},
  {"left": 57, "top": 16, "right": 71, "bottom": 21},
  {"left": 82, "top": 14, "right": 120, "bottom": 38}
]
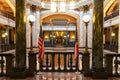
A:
[
  {"left": 70, "top": 53, "right": 72, "bottom": 70},
  {"left": 1, "top": 56, "right": 4, "bottom": 75},
  {"left": 58, "top": 53, "right": 61, "bottom": 70},
  {"left": 6, "top": 54, "right": 13, "bottom": 76},
  {"left": 40, "top": 61, "right": 43, "bottom": 71},
  {"left": 46, "top": 53, "right": 48, "bottom": 70},
  {"left": 76, "top": 56, "right": 78, "bottom": 71},
  {"left": 52, "top": 54, "right": 55, "bottom": 71},
  {"left": 64, "top": 54, "right": 67, "bottom": 71},
  {"left": 114, "top": 56, "right": 118, "bottom": 75},
  {"left": 39, "top": 52, "right": 81, "bottom": 72}
]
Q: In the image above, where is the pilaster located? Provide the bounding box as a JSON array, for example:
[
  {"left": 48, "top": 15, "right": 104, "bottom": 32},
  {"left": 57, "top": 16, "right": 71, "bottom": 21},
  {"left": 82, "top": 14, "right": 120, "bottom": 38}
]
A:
[{"left": 26, "top": 3, "right": 31, "bottom": 48}]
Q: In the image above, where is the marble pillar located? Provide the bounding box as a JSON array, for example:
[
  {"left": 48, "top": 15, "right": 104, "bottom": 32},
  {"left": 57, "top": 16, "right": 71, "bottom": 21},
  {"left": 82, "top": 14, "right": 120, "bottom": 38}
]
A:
[
  {"left": 66, "top": 31, "right": 68, "bottom": 46},
  {"left": 52, "top": 31, "right": 54, "bottom": 46},
  {"left": 5, "top": 26, "right": 9, "bottom": 44},
  {"left": 13, "top": 0, "right": 26, "bottom": 78},
  {"left": 32, "top": 12, "right": 36, "bottom": 48},
  {"left": 118, "top": 0, "right": 120, "bottom": 53},
  {"left": 88, "top": 9, "right": 93, "bottom": 48},
  {"left": 33, "top": 7, "right": 40, "bottom": 47},
  {"left": 79, "top": 11, "right": 85, "bottom": 47},
  {"left": 0, "top": 28, "right": 1, "bottom": 52},
  {"left": 26, "top": 3, "right": 31, "bottom": 48},
  {"left": 92, "top": 0, "right": 107, "bottom": 78},
  {"left": 119, "top": 25, "right": 120, "bottom": 53},
  {"left": 110, "top": 26, "right": 113, "bottom": 45}
]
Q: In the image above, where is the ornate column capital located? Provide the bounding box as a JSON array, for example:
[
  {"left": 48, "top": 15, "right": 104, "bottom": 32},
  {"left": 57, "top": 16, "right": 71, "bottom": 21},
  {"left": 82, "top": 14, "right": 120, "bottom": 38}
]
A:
[
  {"left": 26, "top": 3, "right": 31, "bottom": 9},
  {"left": 36, "top": 6, "right": 41, "bottom": 11}
]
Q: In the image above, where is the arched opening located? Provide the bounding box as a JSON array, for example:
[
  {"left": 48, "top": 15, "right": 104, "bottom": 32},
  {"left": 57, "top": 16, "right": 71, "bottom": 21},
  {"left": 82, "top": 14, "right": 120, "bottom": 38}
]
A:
[{"left": 41, "top": 13, "right": 79, "bottom": 47}]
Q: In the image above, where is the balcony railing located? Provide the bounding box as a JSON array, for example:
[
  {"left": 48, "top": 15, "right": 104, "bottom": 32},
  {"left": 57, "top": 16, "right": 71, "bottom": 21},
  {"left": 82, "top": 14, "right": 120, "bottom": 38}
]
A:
[
  {"left": 104, "top": 44, "right": 118, "bottom": 52},
  {"left": 105, "top": 54, "right": 120, "bottom": 77},
  {"left": 104, "top": 10, "right": 119, "bottom": 21},
  {"left": 1, "top": 51, "right": 120, "bottom": 77},
  {"left": 0, "top": 53, "right": 13, "bottom": 76},
  {"left": 1, "top": 44, "right": 15, "bottom": 52},
  {"left": 0, "top": 10, "right": 15, "bottom": 21},
  {"left": 44, "top": 41, "right": 75, "bottom": 47}
]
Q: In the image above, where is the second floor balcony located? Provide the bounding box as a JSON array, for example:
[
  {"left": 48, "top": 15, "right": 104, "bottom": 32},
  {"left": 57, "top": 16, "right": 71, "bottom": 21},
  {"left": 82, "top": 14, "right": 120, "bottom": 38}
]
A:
[{"left": 104, "top": 9, "right": 119, "bottom": 21}]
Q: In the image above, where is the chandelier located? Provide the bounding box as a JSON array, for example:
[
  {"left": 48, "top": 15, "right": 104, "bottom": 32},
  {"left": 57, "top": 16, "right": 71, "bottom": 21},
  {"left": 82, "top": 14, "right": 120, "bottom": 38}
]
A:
[{"left": 41, "top": 0, "right": 77, "bottom": 12}]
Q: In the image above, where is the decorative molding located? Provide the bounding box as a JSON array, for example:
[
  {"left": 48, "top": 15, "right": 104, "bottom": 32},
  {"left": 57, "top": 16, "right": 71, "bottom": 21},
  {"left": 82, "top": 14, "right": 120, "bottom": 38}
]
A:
[
  {"left": 104, "top": 16, "right": 119, "bottom": 28},
  {"left": 0, "top": 15, "right": 15, "bottom": 27}
]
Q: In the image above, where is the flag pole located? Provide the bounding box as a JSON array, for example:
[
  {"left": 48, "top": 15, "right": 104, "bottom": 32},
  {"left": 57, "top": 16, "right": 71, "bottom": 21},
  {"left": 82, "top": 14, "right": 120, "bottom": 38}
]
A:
[{"left": 75, "top": 23, "right": 80, "bottom": 74}]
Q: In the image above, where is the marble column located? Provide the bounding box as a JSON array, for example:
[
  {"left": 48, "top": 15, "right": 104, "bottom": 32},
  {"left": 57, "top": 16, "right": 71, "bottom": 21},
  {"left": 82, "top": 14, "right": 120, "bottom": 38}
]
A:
[
  {"left": 52, "top": 31, "right": 54, "bottom": 46},
  {"left": 118, "top": 26, "right": 120, "bottom": 53},
  {"left": 92, "top": 0, "right": 107, "bottom": 78},
  {"left": 5, "top": 26, "right": 9, "bottom": 44},
  {"left": 33, "top": 7, "right": 40, "bottom": 47},
  {"left": 110, "top": 26, "right": 113, "bottom": 45},
  {"left": 0, "top": 28, "right": 1, "bottom": 52},
  {"left": 118, "top": 0, "right": 120, "bottom": 53},
  {"left": 88, "top": 9, "right": 93, "bottom": 48},
  {"left": 26, "top": 3, "right": 31, "bottom": 48},
  {"left": 66, "top": 31, "right": 68, "bottom": 46},
  {"left": 79, "top": 11, "right": 85, "bottom": 47},
  {"left": 32, "top": 12, "right": 36, "bottom": 48},
  {"left": 13, "top": 0, "right": 26, "bottom": 78},
  {"left": 32, "top": 6, "right": 41, "bottom": 48}
]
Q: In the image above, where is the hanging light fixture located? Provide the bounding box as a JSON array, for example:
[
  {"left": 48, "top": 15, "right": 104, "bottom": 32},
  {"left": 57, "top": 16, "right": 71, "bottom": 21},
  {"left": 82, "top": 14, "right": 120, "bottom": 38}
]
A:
[
  {"left": 59, "top": 2, "right": 66, "bottom": 12},
  {"left": 51, "top": 2, "right": 57, "bottom": 12},
  {"left": 41, "top": 2, "right": 45, "bottom": 8},
  {"left": 69, "top": 1, "right": 75, "bottom": 9}
]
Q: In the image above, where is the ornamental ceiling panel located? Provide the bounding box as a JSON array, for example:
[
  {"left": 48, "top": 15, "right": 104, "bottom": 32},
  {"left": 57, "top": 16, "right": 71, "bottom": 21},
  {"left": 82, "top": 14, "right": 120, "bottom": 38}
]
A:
[
  {"left": 0, "top": 0, "right": 13, "bottom": 15},
  {"left": 42, "top": 14, "right": 76, "bottom": 24}
]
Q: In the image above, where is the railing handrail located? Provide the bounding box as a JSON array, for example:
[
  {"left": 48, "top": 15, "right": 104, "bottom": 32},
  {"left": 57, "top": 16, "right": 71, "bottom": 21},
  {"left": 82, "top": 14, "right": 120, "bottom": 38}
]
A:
[
  {"left": 105, "top": 53, "right": 120, "bottom": 57},
  {"left": 104, "top": 9, "right": 119, "bottom": 21},
  {"left": 0, "top": 10, "right": 15, "bottom": 21}
]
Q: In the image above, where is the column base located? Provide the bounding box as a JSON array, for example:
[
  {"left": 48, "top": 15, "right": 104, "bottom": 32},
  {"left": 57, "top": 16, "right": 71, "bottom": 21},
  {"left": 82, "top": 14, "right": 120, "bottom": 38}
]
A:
[
  {"left": 10, "top": 67, "right": 26, "bottom": 79},
  {"left": 92, "top": 70, "right": 108, "bottom": 79}
]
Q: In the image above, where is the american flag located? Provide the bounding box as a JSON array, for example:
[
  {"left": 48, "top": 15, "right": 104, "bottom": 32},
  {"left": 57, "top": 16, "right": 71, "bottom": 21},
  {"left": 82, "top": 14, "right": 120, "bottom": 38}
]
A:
[
  {"left": 38, "top": 37, "right": 44, "bottom": 62},
  {"left": 74, "top": 42, "right": 79, "bottom": 60}
]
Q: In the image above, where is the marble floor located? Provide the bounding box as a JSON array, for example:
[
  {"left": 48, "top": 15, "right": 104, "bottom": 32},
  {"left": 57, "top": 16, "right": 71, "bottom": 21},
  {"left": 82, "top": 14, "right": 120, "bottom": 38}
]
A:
[{"left": 0, "top": 72, "right": 120, "bottom": 80}]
